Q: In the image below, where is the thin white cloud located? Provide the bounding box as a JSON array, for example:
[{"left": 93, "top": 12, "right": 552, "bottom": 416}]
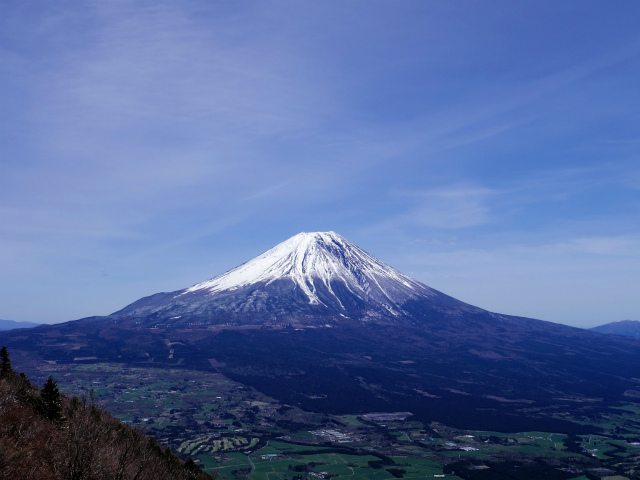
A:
[
  {"left": 395, "top": 186, "right": 499, "bottom": 229},
  {"left": 560, "top": 237, "right": 639, "bottom": 256},
  {"left": 242, "top": 183, "right": 288, "bottom": 202}
]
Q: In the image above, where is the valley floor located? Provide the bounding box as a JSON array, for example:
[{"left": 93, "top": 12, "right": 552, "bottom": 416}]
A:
[{"left": 24, "top": 361, "right": 640, "bottom": 480}]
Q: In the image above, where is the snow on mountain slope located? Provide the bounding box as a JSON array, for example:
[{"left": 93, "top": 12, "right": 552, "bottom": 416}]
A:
[
  {"left": 180, "top": 231, "right": 433, "bottom": 310},
  {"left": 111, "top": 231, "right": 483, "bottom": 326}
]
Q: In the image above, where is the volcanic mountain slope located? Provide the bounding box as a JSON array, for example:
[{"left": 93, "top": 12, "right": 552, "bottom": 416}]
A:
[
  {"left": 591, "top": 320, "right": 640, "bottom": 338},
  {"left": 0, "top": 319, "right": 40, "bottom": 331},
  {"left": 3, "top": 231, "right": 640, "bottom": 433},
  {"left": 110, "top": 231, "right": 483, "bottom": 327}
]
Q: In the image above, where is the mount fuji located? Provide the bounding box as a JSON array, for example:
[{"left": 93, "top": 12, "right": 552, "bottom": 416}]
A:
[
  {"left": 3, "top": 231, "right": 640, "bottom": 433},
  {"left": 110, "top": 231, "right": 482, "bottom": 327}
]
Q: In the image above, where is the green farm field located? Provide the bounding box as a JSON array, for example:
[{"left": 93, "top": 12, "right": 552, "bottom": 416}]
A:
[{"left": 33, "top": 362, "right": 640, "bottom": 480}]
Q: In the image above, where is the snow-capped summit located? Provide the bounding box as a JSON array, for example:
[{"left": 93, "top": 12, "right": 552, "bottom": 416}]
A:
[
  {"left": 112, "top": 231, "right": 482, "bottom": 327},
  {"left": 181, "top": 231, "right": 432, "bottom": 309}
]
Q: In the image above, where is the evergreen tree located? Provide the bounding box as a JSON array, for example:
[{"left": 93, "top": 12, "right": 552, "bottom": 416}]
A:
[
  {"left": 41, "top": 376, "right": 62, "bottom": 420},
  {"left": 0, "top": 346, "right": 12, "bottom": 377}
]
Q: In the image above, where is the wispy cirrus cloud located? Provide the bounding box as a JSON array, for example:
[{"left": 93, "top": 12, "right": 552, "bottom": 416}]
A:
[{"left": 387, "top": 186, "right": 501, "bottom": 230}]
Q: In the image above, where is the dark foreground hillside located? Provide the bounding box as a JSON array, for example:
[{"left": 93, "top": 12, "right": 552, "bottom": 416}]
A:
[{"left": 0, "top": 348, "right": 213, "bottom": 480}]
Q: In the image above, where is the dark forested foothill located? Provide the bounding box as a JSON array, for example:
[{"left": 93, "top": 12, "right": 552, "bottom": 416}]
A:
[{"left": 0, "top": 348, "right": 214, "bottom": 480}]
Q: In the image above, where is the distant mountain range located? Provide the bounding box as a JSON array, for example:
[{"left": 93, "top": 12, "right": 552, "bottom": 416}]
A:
[
  {"left": 591, "top": 320, "right": 640, "bottom": 338},
  {"left": 2, "top": 231, "right": 640, "bottom": 434},
  {"left": 0, "top": 319, "right": 40, "bottom": 331}
]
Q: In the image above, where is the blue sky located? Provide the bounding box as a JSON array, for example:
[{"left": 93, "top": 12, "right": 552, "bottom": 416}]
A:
[{"left": 1, "top": 1, "right": 639, "bottom": 327}]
